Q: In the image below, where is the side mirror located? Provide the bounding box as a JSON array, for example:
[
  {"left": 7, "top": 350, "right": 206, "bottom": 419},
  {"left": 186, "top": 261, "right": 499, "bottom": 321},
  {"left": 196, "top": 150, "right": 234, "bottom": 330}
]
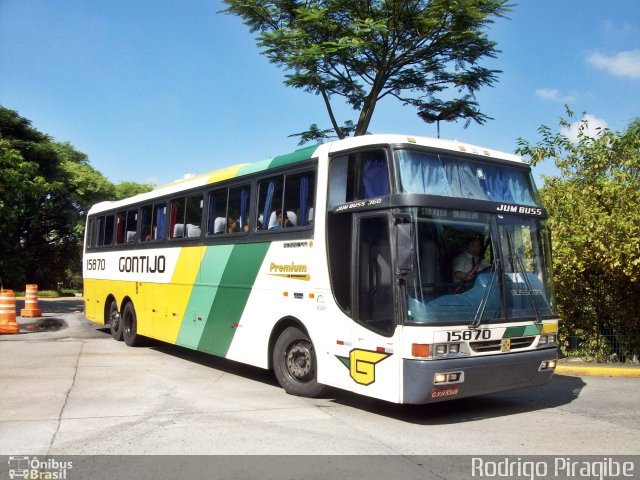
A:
[{"left": 396, "top": 222, "right": 414, "bottom": 275}]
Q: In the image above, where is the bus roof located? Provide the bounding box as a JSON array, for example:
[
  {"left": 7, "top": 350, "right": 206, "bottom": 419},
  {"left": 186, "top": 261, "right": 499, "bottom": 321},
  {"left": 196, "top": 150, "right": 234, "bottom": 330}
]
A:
[{"left": 88, "top": 134, "right": 526, "bottom": 215}]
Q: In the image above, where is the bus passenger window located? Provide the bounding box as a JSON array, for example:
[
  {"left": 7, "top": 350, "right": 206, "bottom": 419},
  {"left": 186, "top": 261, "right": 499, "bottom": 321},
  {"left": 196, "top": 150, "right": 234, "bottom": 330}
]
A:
[
  {"left": 257, "top": 177, "right": 283, "bottom": 230},
  {"left": 207, "top": 189, "right": 228, "bottom": 235},
  {"left": 125, "top": 209, "right": 138, "bottom": 242},
  {"left": 116, "top": 211, "right": 126, "bottom": 244},
  {"left": 170, "top": 198, "right": 186, "bottom": 238},
  {"left": 284, "top": 171, "right": 315, "bottom": 227},
  {"left": 170, "top": 195, "right": 203, "bottom": 239},
  {"left": 328, "top": 150, "right": 389, "bottom": 209},
  {"left": 228, "top": 185, "right": 250, "bottom": 233},
  {"left": 141, "top": 203, "right": 166, "bottom": 242},
  {"left": 104, "top": 215, "right": 114, "bottom": 245},
  {"left": 140, "top": 205, "right": 153, "bottom": 241},
  {"left": 185, "top": 195, "right": 203, "bottom": 238},
  {"left": 152, "top": 203, "right": 166, "bottom": 240}
]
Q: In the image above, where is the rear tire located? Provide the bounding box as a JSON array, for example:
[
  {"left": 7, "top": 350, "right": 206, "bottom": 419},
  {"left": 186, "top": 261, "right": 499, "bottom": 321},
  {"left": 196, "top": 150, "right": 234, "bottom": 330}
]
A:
[
  {"left": 108, "top": 300, "right": 123, "bottom": 341},
  {"left": 122, "top": 302, "right": 143, "bottom": 347},
  {"left": 273, "top": 326, "right": 325, "bottom": 397}
]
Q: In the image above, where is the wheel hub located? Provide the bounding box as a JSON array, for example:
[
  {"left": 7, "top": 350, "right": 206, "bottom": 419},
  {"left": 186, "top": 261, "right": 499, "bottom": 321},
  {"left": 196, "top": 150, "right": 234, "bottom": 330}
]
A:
[
  {"left": 110, "top": 311, "right": 120, "bottom": 330},
  {"left": 286, "top": 343, "right": 312, "bottom": 380}
]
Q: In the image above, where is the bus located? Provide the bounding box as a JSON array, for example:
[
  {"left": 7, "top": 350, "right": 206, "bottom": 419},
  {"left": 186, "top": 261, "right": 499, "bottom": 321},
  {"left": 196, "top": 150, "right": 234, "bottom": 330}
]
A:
[{"left": 83, "top": 134, "right": 558, "bottom": 404}]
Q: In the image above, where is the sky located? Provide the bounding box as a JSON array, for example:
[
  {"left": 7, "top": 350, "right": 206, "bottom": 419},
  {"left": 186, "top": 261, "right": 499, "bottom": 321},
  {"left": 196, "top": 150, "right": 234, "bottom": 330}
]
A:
[{"left": 1, "top": 0, "right": 639, "bottom": 188}]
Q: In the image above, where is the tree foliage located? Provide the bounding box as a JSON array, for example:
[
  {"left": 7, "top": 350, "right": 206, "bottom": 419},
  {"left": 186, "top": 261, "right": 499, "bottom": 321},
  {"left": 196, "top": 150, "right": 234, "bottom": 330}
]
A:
[
  {"left": 516, "top": 111, "right": 640, "bottom": 360},
  {"left": 222, "top": 0, "right": 509, "bottom": 142},
  {"left": 0, "top": 106, "right": 153, "bottom": 290}
]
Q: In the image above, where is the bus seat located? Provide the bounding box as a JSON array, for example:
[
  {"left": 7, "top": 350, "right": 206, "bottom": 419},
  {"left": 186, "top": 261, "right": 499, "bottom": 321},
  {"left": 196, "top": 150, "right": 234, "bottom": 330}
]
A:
[
  {"left": 187, "top": 224, "right": 201, "bottom": 237},
  {"left": 213, "top": 217, "right": 226, "bottom": 234},
  {"left": 173, "top": 224, "right": 184, "bottom": 238},
  {"left": 126, "top": 231, "right": 136, "bottom": 243}
]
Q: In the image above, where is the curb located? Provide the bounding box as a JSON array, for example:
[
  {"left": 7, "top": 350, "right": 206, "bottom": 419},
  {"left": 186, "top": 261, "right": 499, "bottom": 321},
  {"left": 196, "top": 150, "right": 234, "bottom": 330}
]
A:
[{"left": 556, "top": 364, "right": 640, "bottom": 378}]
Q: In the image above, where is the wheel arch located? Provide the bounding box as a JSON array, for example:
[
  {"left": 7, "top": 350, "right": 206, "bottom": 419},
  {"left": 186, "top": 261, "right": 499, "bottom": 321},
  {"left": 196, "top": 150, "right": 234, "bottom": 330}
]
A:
[
  {"left": 119, "top": 295, "right": 135, "bottom": 316},
  {"left": 268, "top": 316, "right": 308, "bottom": 370},
  {"left": 103, "top": 294, "right": 118, "bottom": 325}
]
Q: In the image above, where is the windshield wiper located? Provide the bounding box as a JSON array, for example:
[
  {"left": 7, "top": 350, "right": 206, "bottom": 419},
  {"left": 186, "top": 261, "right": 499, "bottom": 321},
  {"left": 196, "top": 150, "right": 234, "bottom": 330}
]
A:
[
  {"left": 470, "top": 257, "right": 499, "bottom": 329},
  {"left": 505, "top": 230, "right": 542, "bottom": 324}
]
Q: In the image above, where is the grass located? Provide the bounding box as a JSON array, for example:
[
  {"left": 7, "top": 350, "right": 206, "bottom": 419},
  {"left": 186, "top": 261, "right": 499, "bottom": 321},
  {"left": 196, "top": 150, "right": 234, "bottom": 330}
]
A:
[{"left": 13, "top": 289, "right": 82, "bottom": 298}]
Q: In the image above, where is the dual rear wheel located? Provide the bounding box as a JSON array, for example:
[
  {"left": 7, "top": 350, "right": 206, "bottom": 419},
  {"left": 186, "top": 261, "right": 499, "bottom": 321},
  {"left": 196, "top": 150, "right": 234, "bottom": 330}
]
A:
[{"left": 107, "top": 300, "right": 143, "bottom": 347}]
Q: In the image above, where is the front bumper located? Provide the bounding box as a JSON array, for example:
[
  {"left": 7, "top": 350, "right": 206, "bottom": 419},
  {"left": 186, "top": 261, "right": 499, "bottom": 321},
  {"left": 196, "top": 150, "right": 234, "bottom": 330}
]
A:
[{"left": 403, "top": 348, "right": 557, "bottom": 404}]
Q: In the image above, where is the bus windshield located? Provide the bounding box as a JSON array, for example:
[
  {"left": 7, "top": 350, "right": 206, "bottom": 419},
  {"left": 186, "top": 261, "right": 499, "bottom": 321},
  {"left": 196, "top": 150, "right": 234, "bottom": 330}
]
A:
[{"left": 404, "top": 208, "right": 555, "bottom": 326}]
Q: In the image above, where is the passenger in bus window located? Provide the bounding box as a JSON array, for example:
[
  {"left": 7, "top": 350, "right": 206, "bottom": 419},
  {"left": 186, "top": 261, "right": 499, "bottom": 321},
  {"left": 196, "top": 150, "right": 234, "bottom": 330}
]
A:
[
  {"left": 227, "top": 212, "right": 240, "bottom": 233},
  {"left": 270, "top": 210, "right": 290, "bottom": 230}
]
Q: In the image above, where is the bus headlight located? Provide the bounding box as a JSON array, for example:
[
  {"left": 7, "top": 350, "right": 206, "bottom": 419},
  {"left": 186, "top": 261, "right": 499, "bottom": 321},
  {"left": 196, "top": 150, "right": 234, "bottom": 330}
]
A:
[
  {"left": 435, "top": 344, "right": 448, "bottom": 355},
  {"left": 539, "top": 360, "right": 557, "bottom": 371},
  {"left": 538, "top": 334, "right": 557, "bottom": 347},
  {"left": 434, "top": 371, "right": 464, "bottom": 384}
]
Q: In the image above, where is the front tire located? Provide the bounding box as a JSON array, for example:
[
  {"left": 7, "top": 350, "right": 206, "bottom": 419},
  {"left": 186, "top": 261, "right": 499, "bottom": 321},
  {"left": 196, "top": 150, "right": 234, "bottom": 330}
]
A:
[
  {"left": 273, "top": 326, "right": 325, "bottom": 397},
  {"left": 108, "top": 300, "right": 123, "bottom": 341},
  {"left": 122, "top": 302, "right": 143, "bottom": 347}
]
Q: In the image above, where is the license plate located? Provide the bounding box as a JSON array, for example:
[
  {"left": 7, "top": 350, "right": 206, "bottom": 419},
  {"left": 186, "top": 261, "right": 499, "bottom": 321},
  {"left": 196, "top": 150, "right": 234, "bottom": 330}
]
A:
[
  {"left": 501, "top": 338, "right": 511, "bottom": 352},
  {"left": 430, "top": 385, "right": 461, "bottom": 399}
]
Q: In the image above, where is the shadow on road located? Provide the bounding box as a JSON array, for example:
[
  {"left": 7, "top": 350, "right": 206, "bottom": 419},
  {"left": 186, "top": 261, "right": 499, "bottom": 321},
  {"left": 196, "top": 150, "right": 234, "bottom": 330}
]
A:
[
  {"left": 33, "top": 299, "right": 586, "bottom": 423},
  {"left": 147, "top": 335, "right": 585, "bottom": 423},
  {"left": 320, "top": 374, "right": 586, "bottom": 424}
]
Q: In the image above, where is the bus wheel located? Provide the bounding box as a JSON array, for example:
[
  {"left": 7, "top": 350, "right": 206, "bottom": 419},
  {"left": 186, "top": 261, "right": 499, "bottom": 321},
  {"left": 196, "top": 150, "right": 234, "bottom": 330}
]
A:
[
  {"left": 122, "top": 302, "right": 143, "bottom": 347},
  {"left": 273, "top": 327, "right": 325, "bottom": 397},
  {"left": 108, "top": 300, "right": 123, "bottom": 341}
]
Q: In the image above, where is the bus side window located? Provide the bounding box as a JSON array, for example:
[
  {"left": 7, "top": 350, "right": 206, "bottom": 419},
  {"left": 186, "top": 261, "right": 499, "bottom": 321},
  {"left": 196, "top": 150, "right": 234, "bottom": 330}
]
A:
[
  {"left": 185, "top": 195, "right": 203, "bottom": 238},
  {"left": 284, "top": 171, "right": 315, "bottom": 227},
  {"left": 257, "top": 176, "right": 283, "bottom": 230},
  {"left": 125, "top": 209, "right": 138, "bottom": 243},
  {"left": 170, "top": 198, "right": 186, "bottom": 238},
  {"left": 86, "top": 218, "right": 94, "bottom": 247},
  {"left": 140, "top": 205, "right": 152, "bottom": 241},
  {"left": 116, "top": 211, "right": 126, "bottom": 244},
  {"left": 170, "top": 195, "right": 202, "bottom": 239},
  {"left": 99, "top": 215, "right": 115, "bottom": 246},
  {"left": 208, "top": 189, "right": 228, "bottom": 235},
  {"left": 228, "top": 185, "right": 250, "bottom": 233},
  {"left": 152, "top": 203, "right": 166, "bottom": 240},
  {"left": 328, "top": 150, "right": 389, "bottom": 209}
]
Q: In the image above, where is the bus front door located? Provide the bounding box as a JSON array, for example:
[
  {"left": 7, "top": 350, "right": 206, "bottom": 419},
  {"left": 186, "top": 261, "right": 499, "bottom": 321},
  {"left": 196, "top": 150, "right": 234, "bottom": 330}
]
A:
[{"left": 349, "top": 213, "right": 402, "bottom": 403}]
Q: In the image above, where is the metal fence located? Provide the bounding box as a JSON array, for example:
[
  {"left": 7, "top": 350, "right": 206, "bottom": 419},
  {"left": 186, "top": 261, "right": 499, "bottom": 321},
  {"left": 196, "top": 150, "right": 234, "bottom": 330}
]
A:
[{"left": 562, "top": 332, "right": 640, "bottom": 364}]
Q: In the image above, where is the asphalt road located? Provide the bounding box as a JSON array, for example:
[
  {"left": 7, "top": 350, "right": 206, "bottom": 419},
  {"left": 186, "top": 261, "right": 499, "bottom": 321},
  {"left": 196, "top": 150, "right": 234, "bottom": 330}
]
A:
[{"left": 1, "top": 299, "right": 639, "bottom": 478}]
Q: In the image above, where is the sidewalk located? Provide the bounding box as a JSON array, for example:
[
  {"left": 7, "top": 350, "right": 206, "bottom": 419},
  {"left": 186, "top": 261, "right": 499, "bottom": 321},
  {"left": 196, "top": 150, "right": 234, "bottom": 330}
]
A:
[{"left": 556, "top": 358, "right": 640, "bottom": 378}]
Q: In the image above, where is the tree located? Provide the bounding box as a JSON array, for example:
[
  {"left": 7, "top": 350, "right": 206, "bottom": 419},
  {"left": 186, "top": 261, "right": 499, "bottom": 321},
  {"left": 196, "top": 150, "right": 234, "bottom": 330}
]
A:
[
  {"left": 516, "top": 111, "right": 640, "bottom": 361},
  {"left": 0, "top": 106, "right": 153, "bottom": 290},
  {"left": 222, "top": 0, "right": 509, "bottom": 142}
]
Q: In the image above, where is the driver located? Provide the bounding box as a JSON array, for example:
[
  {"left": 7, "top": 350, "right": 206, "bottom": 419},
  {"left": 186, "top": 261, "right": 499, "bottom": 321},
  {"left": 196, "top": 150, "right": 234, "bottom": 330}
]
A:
[{"left": 453, "top": 236, "right": 490, "bottom": 287}]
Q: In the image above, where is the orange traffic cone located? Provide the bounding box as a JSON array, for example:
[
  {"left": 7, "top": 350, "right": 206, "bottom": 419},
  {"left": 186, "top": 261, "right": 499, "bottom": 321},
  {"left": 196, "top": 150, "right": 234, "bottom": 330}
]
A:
[
  {"left": 21, "top": 284, "right": 42, "bottom": 317},
  {"left": 0, "top": 289, "right": 20, "bottom": 334}
]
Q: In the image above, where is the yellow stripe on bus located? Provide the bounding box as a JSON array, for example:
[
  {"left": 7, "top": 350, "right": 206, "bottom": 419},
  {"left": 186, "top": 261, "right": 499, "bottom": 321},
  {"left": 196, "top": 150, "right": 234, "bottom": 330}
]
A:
[{"left": 153, "top": 246, "right": 206, "bottom": 343}]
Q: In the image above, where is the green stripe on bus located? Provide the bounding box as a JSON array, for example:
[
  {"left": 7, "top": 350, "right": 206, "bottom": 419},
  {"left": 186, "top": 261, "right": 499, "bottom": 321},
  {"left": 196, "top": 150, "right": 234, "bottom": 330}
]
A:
[
  {"left": 237, "top": 158, "right": 273, "bottom": 176},
  {"left": 196, "top": 242, "right": 270, "bottom": 356},
  {"left": 176, "top": 245, "right": 235, "bottom": 349},
  {"left": 235, "top": 145, "right": 317, "bottom": 178},
  {"left": 268, "top": 144, "right": 318, "bottom": 169},
  {"left": 503, "top": 324, "right": 542, "bottom": 338}
]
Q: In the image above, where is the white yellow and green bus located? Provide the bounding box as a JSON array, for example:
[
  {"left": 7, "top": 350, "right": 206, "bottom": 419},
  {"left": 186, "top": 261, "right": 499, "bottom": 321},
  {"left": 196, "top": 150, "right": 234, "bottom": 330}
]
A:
[{"left": 83, "top": 134, "right": 558, "bottom": 404}]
